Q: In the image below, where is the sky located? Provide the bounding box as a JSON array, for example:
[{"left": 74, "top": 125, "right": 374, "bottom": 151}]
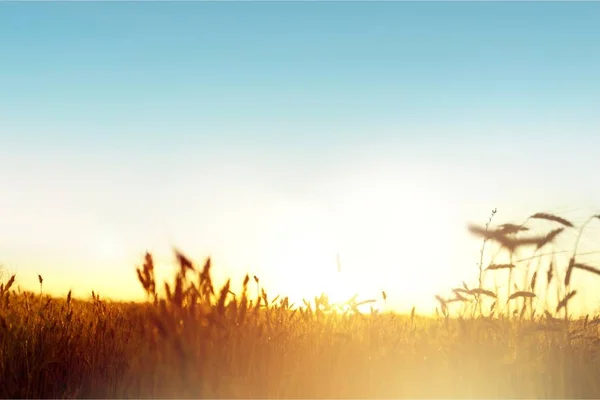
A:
[{"left": 1, "top": 2, "right": 600, "bottom": 314}]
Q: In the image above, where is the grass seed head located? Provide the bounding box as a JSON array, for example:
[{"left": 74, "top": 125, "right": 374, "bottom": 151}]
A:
[{"left": 530, "top": 212, "right": 574, "bottom": 228}]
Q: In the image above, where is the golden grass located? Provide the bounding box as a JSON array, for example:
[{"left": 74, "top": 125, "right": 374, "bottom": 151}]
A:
[{"left": 1, "top": 210, "right": 600, "bottom": 398}]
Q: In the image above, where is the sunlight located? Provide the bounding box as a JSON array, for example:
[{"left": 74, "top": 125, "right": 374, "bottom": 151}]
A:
[
  {"left": 258, "top": 199, "right": 366, "bottom": 306},
  {"left": 255, "top": 169, "right": 462, "bottom": 312},
  {"left": 262, "top": 225, "right": 338, "bottom": 304},
  {"left": 330, "top": 168, "right": 463, "bottom": 311},
  {"left": 90, "top": 230, "right": 125, "bottom": 262}
]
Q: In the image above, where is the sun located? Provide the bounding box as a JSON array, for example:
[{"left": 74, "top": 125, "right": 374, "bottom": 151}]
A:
[
  {"left": 328, "top": 168, "right": 464, "bottom": 312},
  {"left": 90, "top": 230, "right": 125, "bottom": 261},
  {"left": 257, "top": 200, "right": 364, "bottom": 306},
  {"left": 257, "top": 168, "right": 461, "bottom": 313}
]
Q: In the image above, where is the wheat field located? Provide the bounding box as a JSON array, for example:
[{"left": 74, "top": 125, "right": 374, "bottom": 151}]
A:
[{"left": 2, "top": 211, "right": 600, "bottom": 398}]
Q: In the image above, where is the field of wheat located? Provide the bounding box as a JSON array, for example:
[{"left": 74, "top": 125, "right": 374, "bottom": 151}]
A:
[{"left": 1, "top": 211, "right": 600, "bottom": 398}]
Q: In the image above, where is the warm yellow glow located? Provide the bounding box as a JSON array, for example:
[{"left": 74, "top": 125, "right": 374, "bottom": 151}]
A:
[
  {"left": 255, "top": 170, "right": 462, "bottom": 312},
  {"left": 13, "top": 168, "right": 467, "bottom": 313},
  {"left": 260, "top": 209, "right": 342, "bottom": 304}
]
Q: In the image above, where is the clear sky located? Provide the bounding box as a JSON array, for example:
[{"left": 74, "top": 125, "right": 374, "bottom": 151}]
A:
[{"left": 1, "top": 2, "right": 600, "bottom": 314}]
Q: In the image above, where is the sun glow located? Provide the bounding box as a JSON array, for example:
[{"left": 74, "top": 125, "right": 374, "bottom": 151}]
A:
[
  {"left": 90, "top": 230, "right": 126, "bottom": 262},
  {"left": 258, "top": 168, "right": 462, "bottom": 312}
]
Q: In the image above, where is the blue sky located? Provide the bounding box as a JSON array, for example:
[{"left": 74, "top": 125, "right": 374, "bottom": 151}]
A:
[{"left": 1, "top": 2, "right": 600, "bottom": 312}]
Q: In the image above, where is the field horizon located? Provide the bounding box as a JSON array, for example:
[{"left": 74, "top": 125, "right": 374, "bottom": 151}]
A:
[
  {"left": 4, "top": 208, "right": 600, "bottom": 318},
  {"left": 3, "top": 210, "right": 600, "bottom": 398}
]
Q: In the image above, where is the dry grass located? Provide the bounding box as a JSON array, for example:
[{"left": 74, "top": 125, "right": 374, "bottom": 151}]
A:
[{"left": 2, "top": 210, "right": 600, "bottom": 398}]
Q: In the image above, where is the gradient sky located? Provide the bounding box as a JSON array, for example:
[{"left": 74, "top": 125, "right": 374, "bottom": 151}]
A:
[{"left": 2, "top": 2, "right": 600, "bottom": 313}]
